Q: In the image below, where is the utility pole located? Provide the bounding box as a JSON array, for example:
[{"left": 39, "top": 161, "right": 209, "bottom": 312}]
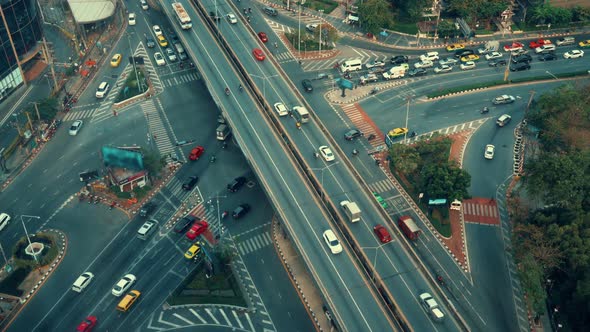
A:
[
  {"left": 33, "top": 102, "right": 41, "bottom": 121},
  {"left": 404, "top": 95, "right": 412, "bottom": 140},
  {"left": 42, "top": 37, "right": 59, "bottom": 94},
  {"left": 525, "top": 90, "right": 536, "bottom": 116}
]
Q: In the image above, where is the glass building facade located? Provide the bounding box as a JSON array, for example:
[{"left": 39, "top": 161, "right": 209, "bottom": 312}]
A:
[{"left": 0, "top": 0, "right": 43, "bottom": 101}]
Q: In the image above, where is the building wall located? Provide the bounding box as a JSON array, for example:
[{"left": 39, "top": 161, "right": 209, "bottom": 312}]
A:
[{"left": 0, "top": 0, "right": 43, "bottom": 101}]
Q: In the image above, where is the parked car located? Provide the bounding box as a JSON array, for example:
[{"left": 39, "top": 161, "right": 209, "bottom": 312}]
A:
[{"left": 232, "top": 204, "right": 251, "bottom": 219}]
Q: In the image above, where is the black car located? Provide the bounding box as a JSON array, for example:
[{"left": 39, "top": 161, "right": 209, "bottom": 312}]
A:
[
  {"left": 510, "top": 62, "right": 531, "bottom": 71},
  {"left": 391, "top": 55, "right": 409, "bottom": 64},
  {"left": 302, "top": 79, "right": 313, "bottom": 92},
  {"left": 488, "top": 59, "right": 507, "bottom": 67},
  {"left": 227, "top": 176, "right": 247, "bottom": 192},
  {"left": 454, "top": 49, "right": 474, "bottom": 58},
  {"left": 512, "top": 54, "right": 532, "bottom": 64},
  {"left": 182, "top": 176, "right": 199, "bottom": 190},
  {"left": 174, "top": 215, "right": 196, "bottom": 233},
  {"left": 209, "top": 11, "right": 221, "bottom": 21},
  {"left": 344, "top": 129, "right": 363, "bottom": 141},
  {"left": 408, "top": 68, "right": 427, "bottom": 77},
  {"left": 538, "top": 53, "right": 557, "bottom": 61},
  {"left": 146, "top": 37, "right": 156, "bottom": 48},
  {"left": 232, "top": 204, "right": 251, "bottom": 219},
  {"left": 139, "top": 202, "right": 157, "bottom": 218}
]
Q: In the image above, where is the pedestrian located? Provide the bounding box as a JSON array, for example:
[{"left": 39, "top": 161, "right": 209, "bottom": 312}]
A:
[
  {"left": 298, "top": 60, "right": 302, "bottom": 66},
  {"left": 274, "top": 42, "right": 278, "bottom": 49}
]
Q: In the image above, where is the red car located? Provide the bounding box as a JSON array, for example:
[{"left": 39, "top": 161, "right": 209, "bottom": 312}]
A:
[
  {"left": 253, "top": 48, "right": 265, "bottom": 61},
  {"left": 258, "top": 32, "right": 268, "bottom": 43},
  {"left": 503, "top": 42, "right": 523, "bottom": 52},
  {"left": 373, "top": 224, "right": 392, "bottom": 243},
  {"left": 76, "top": 316, "right": 97, "bottom": 332},
  {"left": 185, "top": 220, "right": 209, "bottom": 240},
  {"left": 529, "top": 39, "right": 552, "bottom": 49},
  {"left": 189, "top": 146, "right": 205, "bottom": 161}
]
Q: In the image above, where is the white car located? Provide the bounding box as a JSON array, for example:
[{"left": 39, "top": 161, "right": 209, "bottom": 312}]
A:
[
  {"left": 273, "top": 102, "right": 288, "bottom": 116},
  {"left": 165, "top": 48, "right": 177, "bottom": 62},
  {"left": 0, "top": 213, "right": 10, "bottom": 231},
  {"left": 365, "top": 60, "right": 386, "bottom": 69},
  {"left": 154, "top": 52, "right": 166, "bottom": 66},
  {"left": 140, "top": 0, "right": 148, "bottom": 10},
  {"left": 420, "top": 51, "right": 439, "bottom": 62},
  {"left": 112, "top": 274, "right": 137, "bottom": 296},
  {"left": 227, "top": 13, "right": 237, "bottom": 24},
  {"left": 72, "top": 272, "right": 94, "bottom": 292},
  {"left": 434, "top": 64, "right": 452, "bottom": 74},
  {"left": 318, "top": 145, "right": 335, "bottom": 161},
  {"left": 492, "top": 94, "right": 515, "bottom": 105},
  {"left": 439, "top": 57, "right": 458, "bottom": 66},
  {"left": 152, "top": 25, "right": 162, "bottom": 36},
  {"left": 564, "top": 50, "right": 584, "bottom": 59},
  {"left": 69, "top": 120, "right": 83, "bottom": 136},
  {"left": 419, "top": 293, "right": 445, "bottom": 321},
  {"left": 485, "top": 51, "right": 503, "bottom": 60},
  {"left": 305, "top": 24, "right": 318, "bottom": 32},
  {"left": 323, "top": 230, "right": 343, "bottom": 254},
  {"left": 128, "top": 13, "right": 136, "bottom": 26},
  {"left": 95, "top": 81, "right": 110, "bottom": 98},
  {"left": 484, "top": 144, "right": 495, "bottom": 160},
  {"left": 460, "top": 61, "right": 476, "bottom": 70},
  {"left": 511, "top": 49, "right": 528, "bottom": 56},
  {"left": 414, "top": 60, "right": 434, "bottom": 68}
]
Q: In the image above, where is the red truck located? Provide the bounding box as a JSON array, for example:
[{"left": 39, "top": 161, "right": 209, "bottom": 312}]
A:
[{"left": 398, "top": 216, "right": 421, "bottom": 240}]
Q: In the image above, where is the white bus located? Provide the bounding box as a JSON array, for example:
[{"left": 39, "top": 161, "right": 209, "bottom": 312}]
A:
[{"left": 172, "top": 3, "right": 192, "bottom": 30}]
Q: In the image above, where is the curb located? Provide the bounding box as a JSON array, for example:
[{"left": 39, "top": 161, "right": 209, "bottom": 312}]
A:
[{"left": 325, "top": 80, "right": 404, "bottom": 104}]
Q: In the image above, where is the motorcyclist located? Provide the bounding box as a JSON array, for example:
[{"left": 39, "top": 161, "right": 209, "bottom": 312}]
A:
[
  {"left": 239, "top": 84, "right": 243, "bottom": 91},
  {"left": 352, "top": 149, "right": 359, "bottom": 156},
  {"left": 225, "top": 87, "right": 230, "bottom": 95}
]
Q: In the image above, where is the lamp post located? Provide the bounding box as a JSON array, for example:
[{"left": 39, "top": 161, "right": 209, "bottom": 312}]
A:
[
  {"left": 250, "top": 74, "right": 278, "bottom": 101},
  {"left": 545, "top": 70, "right": 558, "bottom": 80},
  {"left": 20, "top": 215, "right": 41, "bottom": 263},
  {"left": 126, "top": 31, "right": 142, "bottom": 93},
  {"left": 309, "top": 162, "right": 339, "bottom": 198},
  {"left": 208, "top": 194, "right": 226, "bottom": 240},
  {"left": 403, "top": 95, "right": 412, "bottom": 140}
]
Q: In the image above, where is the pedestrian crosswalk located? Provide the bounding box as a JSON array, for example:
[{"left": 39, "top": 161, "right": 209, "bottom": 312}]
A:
[
  {"left": 339, "top": 103, "right": 384, "bottom": 147},
  {"left": 236, "top": 232, "right": 273, "bottom": 256},
  {"left": 161, "top": 71, "right": 201, "bottom": 88},
  {"left": 142, "top": 99, "right": 179, "bottom": 162},
  {"left": 368, "top": 179, "right": 395, "bottom": 193},
  {"left": 274, "top": 51, "right": 295, "bottom": 62}
]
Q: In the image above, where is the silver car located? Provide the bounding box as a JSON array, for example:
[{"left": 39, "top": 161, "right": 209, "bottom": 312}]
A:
[{"left": 69, "top": 120, "right": 83, "bottom": 136}]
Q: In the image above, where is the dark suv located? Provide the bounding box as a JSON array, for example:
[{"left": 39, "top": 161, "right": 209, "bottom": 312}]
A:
[
  {"left": 510, "top": 62, "right": 531, "bottom": 71},
  {"left": 174, "top": 215, "right": 196, "bottom": 233},
  {"left": 232, "top": 204, "right": 251, "bottom": 219},
  {"left": 227, "top": 177, "right": 247, "bottom": 192},
  {"left": 139, "top": 202, "right": 157, "bottom": 218},
  {"left": 390, "top": 55, "right": 409, "bottom": 65},
  {"left": 454, "top": 49, "right": 474, "bottom": 58},
  {"left": 512, "top": 54, "right": 532, "bottom": 63},
  {"left": 182, "top": 176, "right": 198, "bottom": 190},
  {"left": 302, "top": 79, "right": 313, "bottom": 92}
]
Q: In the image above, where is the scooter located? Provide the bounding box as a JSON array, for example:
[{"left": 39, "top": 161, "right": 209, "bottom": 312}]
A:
[
  {"left": 370, "top": 88, "right": 378, "bottom": 95},
  {"left": 437, "top": 275, "right": 445, "bottom": 286},
  {"left": 367, "top": 134, "right": 376, "bottom": 141},
  {"left": 221, "top": 211, "right": 228, "bottom": 219},
  {"left": 210, "top": 155, "right": 216, "bottom": 163}
]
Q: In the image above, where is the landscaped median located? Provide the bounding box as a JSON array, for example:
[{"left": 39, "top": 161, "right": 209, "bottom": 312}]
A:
[{"left": 426, "top": 70, "right": 590, "bottom": 99}]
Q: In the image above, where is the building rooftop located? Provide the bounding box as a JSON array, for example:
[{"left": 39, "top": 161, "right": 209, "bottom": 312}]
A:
[{"left": 68, "top": 0, "right": 116, "bottom": 24}]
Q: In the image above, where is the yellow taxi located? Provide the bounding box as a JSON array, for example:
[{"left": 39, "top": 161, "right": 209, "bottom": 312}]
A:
[
  {"left": 460, "top": 54, "right": 480, "bottom": 62},
  {"left": 157, "top": 35, "right": 168, "bottom": 47},
  {"left": 184, "top": 243, "right": 201, "bottom": 259},
  {"left": 110, "top": 54, "right": 122, "bottom": 67},
  {"left": 388, "top": 127, "right": 408, "bottom": 137},
  {"left": 578, "top": 39, "right": 590, "bottom": 48},
  {"left": 446, "top": 43, "right": 465, "bottom": 52}
]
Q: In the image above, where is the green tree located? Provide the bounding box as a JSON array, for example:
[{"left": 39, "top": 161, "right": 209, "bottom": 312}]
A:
[
  {"left": 418, "top": 161, "right": 470, "bottom": 201},
  {"left": 22, "top": 97, "right": 59, "bottom": 122},
  {"left": 391, "top": 0, "right": 430, "bottom": 22},
  {"left": 141, "top": 148, "right": 166, "bottom": 178},
  {"left": 358, "top": 0, "right": 395, "bottom": 34},
  {"left": 436, "top": 19, "right": 459, "bottom": 38},
  {"left": 390, "top": 144, "right": 420, "bottom": 174},
  {"left": 311, "top": 25, "right": 339, "bottom": 45},
  {"left": 572, "top": 5, "right": 590, "bottom": 22},
  {"left": 446, "top": 0, "right": 509, "bottom": 25}
]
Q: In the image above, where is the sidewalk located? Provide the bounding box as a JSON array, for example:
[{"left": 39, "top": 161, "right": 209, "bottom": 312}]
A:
[{"left": 272, "top": 219, "right": 329, "bottom": 331}]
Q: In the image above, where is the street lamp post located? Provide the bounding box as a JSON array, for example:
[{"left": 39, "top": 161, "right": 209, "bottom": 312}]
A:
[
  {"left": 403, "top": 95, "right": 412, "bottom": 140},
  {"left": 309, "top": 162, "right": 340, "bottom": 198},
  {"left": 545, "top": 70, "right": 558, "bottom": 80},
  {"left": 126, "top": 32, "right": 142, "bottom": 94},
  {"left": 208, "top": 194, "right": 226, "bottom": 240},
  {"left": 20, "top": 215, "right": 41, "bottom": 263},
  {"left": 250, "top": 74, "right": 278, "bottom": 101}
]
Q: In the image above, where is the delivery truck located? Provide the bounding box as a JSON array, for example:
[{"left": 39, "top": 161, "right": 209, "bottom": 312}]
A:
[
  {"left": 340, "top": 200, "right": 361, "bottom": 223},
  {"left": 398, "top": 215, "right": 421, "bottom": 240}
]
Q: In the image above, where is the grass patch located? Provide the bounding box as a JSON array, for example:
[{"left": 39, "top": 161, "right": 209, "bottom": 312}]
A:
[
  {"left": 115, "top": 67, "right": 148, "bottom": 103},
  {"left": 168, "top": 265, "right": 246, "bottom": 306},
  {"left": 392, "top": 21, "right": 418, "bottom": 34},
  {"left": 426, "top": 70, "right": 590, "bottom": 98},
  {"left": 303, "top": 0, "right": 338, "bottom": 14},
  {"left": 285, "top": 32, "right": 334, "bottom": 51},
  {"left": 428, "top": 208, "right": 452, "bottom": 237}
]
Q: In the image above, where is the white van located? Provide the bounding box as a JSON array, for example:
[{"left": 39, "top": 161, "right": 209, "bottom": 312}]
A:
[
  {"left": 137, "top": 219, "right": 157, "bottom": 239},
  {"left": 340, "top": 59, "right": 362, "bottom": 72},
  {"left": 293, "top": 106, "right": 310, "bottom": 123}
]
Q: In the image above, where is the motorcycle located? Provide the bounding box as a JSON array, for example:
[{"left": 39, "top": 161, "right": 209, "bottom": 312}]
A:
[
  {"left": 437, "top": 275, "right": 445, "bottom": 286},
  {"left": 367, "top": 134, "right": 376, "bottom": 141},
  {"left": 225, "top": 87, "right": 230, "bottom": 96},
  {"left": 410, "top": 131, "right": 417, "bottom": 138},
  {"left": 370, "top": 88, "right": 378, "bottom": 95},
  {"left": 221, "top": 211, "right": 228, "bottom": 219},
  {"left": 210, "top": 155, "right": 216, "bottom": 163},
  {"left": 352, "top": 149, "right": 359, "bottom": 156}
]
